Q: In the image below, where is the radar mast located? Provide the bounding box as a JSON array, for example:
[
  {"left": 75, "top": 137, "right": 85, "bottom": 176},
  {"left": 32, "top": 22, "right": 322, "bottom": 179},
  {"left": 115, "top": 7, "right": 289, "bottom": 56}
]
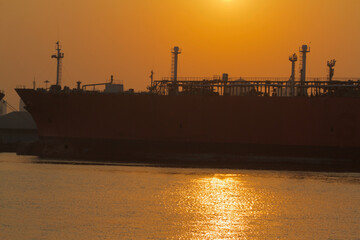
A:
[{"left": 51, "top": 41, "right": 64, "bottom": 87}]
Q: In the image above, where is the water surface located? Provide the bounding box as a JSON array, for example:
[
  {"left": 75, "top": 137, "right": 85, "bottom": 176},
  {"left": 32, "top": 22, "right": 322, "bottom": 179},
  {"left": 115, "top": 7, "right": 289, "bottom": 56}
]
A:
[{"left": 1, "top": 153, "right": 359, "bottom": 239}]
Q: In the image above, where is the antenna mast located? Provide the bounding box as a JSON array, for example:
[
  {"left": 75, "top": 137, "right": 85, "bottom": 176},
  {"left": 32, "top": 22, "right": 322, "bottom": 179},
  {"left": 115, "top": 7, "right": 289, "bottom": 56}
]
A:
[{"left": 51, "top": 41, "right": 64, "bottom": 87}]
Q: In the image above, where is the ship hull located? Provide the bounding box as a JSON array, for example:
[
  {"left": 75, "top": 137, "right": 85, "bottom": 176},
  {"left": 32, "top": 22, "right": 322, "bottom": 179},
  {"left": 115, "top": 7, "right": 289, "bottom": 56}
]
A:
[
  {"left": 16, "top": 89, "right": 360, "bottom": 170},
  {"left": 36, "top": 136, "right": 360, "bottom": 171}
]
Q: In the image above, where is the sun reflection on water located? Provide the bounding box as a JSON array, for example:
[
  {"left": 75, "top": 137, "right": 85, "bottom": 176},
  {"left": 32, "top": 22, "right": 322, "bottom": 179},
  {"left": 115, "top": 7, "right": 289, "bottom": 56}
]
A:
[{"left": 189, "top": 174, "right": 259, "bottom": 239}]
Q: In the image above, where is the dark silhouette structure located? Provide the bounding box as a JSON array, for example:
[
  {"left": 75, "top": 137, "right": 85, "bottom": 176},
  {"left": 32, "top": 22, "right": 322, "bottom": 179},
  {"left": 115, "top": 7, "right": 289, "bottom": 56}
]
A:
[{"left": 14, "top": 43, "right": 360, "bottom": 171}]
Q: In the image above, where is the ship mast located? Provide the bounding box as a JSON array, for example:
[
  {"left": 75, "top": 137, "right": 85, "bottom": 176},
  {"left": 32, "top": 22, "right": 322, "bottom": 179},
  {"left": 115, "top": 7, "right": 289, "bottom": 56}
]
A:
[
  {"left": 171, "top": 46, "right": 181, "bottom": 95},
  {"left": 51, "top": 41, "right": 64, "bottom": 87},
  {"left": 327, "top": 59, "right": 336, "bottom": 82},
  {"left": 299, "top": 45, "right": 310, "bottom": 96},
  {"left": 150, "top": 70, "right": 154, "bottom": 91},
  {"left": 289, "top": 53, "right": 298, "bottom": 96}
]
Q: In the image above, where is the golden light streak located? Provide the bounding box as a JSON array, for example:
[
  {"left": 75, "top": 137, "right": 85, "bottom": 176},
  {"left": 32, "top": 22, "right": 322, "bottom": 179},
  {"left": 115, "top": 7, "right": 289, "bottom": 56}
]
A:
[{"left": 192, "top": 174, "right": 257, "bottom": 239}]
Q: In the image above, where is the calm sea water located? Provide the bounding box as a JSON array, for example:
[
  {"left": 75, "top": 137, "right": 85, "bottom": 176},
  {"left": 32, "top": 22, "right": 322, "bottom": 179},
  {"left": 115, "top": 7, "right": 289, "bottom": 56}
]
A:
[{"left": 1, "top": 153, "right": 360, "bottom": 240}]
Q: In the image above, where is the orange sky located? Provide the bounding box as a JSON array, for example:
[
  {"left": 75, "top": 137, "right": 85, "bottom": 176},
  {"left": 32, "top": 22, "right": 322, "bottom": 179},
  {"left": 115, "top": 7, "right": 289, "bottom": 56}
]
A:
[{"left": 1, "top": 0, "right": 360, "bottom": 107}]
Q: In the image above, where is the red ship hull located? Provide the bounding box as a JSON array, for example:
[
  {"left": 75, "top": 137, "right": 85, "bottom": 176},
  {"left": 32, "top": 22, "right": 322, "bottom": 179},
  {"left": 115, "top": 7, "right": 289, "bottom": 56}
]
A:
[{"left": 15, "top": 89, "right": 360, "bottom": 169}]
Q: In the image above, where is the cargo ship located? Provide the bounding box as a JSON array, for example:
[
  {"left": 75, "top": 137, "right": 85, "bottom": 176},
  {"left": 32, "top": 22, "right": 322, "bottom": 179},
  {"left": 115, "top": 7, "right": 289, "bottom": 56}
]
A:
[{"left": 16, "top": 43, "right": 360, "bottom": 171}]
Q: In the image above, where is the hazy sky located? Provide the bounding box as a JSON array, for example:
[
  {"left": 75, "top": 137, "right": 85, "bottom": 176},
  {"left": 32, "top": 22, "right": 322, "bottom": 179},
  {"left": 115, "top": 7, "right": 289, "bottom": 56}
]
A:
[{"left": 1, "top": 0, "right": 360, "bottom": 107}]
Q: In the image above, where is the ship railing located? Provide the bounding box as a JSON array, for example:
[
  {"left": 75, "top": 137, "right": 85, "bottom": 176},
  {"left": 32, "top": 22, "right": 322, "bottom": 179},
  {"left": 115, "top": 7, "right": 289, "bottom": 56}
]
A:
[
  {"left": 161, "top": 76, "right": 221, "bottom": 81},
  {"left": 160, "top": 77, "right": 360, "bottom": 82},
  {"left": 153, "top": 80, "right": 360, "bottom": 85},
  {"left": 332, "top": 77, "right": 360, "bottom": 81},
  {"left": 230, "top": 77, "right": 291, "bottom": 82},
  {"left": 152, "top": 79, "right": 360, "bottom": 97},
  {"left": 161, "top": 76, "right": 293, "bottom": 82},
  {"left": 232, "top": 77, "right": 360, "bottom": 82}
]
